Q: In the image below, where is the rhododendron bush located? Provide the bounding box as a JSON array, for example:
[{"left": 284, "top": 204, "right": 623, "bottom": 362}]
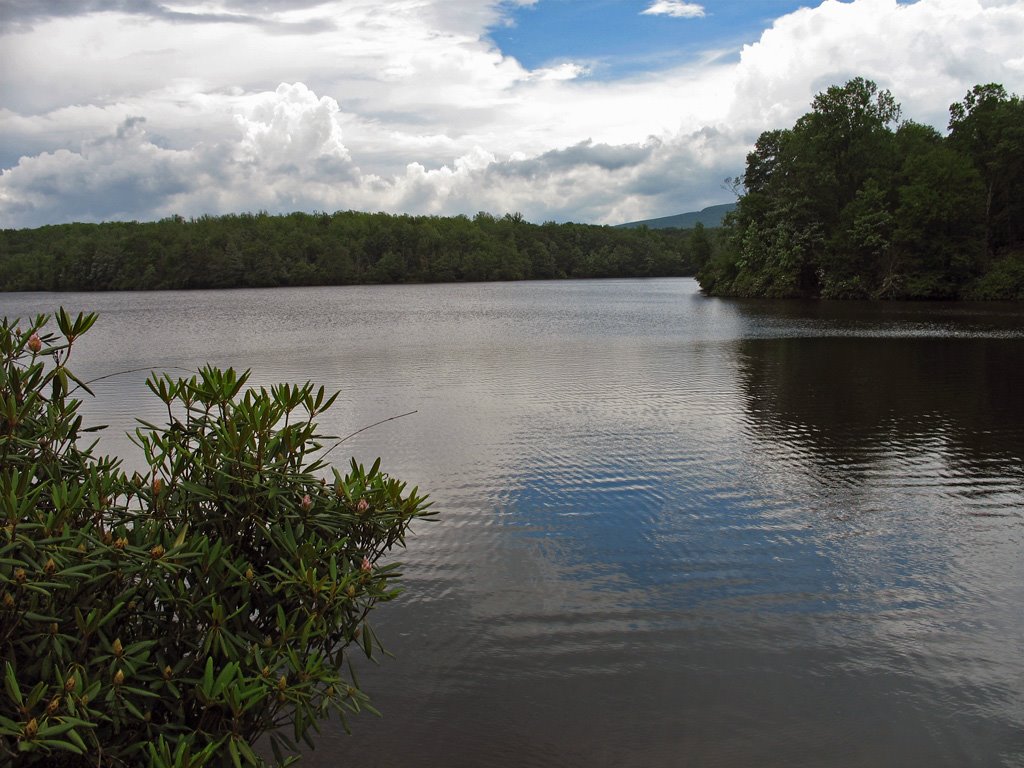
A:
[{"left": 0, "top": 310, "right": 432, "bottom": 766}]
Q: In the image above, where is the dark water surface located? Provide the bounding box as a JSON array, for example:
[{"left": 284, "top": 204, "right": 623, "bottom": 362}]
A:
[{"left": 3, "top": 279, "right": 1023, "bottom": 767}]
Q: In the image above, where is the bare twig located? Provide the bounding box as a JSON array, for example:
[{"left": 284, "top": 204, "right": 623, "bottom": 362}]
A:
[
  {"left": 318, "top": 410, "right": 418, "bottom": 459},
  {"left": 69, "top": 366, "right": 197, "bottom": 395}
]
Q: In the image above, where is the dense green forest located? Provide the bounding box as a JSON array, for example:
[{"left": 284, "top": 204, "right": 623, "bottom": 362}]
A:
[
  {"left": 698, "top": 79, "right": 1024, "bottom": 300},
  {"left": 0, "top": 209, "right": 716, "bottom": 292}
]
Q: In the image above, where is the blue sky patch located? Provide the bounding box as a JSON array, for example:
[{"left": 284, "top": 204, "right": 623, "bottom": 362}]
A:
[{"left": 490, "top": 1, "right": 820, "bottom": 78}]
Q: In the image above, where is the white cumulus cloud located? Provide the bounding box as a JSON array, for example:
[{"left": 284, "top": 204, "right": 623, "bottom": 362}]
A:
[
  {"left": 235, "top": 83, "right": 352, "bottom": 171},
  {"left": 640, "top": 2, "right": 706, "bottom": 19},
  {"left": 1, "top": 0, "right": 1024, "bottom": 228}
]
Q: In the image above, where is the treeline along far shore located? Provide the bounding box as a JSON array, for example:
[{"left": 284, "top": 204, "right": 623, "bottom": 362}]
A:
[{"left": 0, "top": 210, "right": 715, "bottom": 292}]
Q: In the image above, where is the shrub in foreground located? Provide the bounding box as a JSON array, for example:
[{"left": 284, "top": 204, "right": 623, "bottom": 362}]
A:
[{"left": 0, "top": 310, "right": 432, "bottom": 766}]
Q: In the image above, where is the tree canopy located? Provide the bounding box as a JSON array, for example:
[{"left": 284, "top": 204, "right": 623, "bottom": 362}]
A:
[
  {"left": 698, "top": 79, "right": 1024, "bottom": 300},
  {"left": 0, "top": 211, "right": 717, "bottom": 293}
]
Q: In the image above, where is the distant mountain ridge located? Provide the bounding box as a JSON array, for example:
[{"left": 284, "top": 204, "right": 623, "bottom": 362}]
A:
[{"left": 616, "top": 202, "right": 736, "bottom": 230}]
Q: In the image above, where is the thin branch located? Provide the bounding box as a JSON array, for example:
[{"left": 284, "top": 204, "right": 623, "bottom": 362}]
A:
[
  {"left": 318, "top": 410, "right": 418, "bottom": 460},
  {"left": 69, "top": 366, "right": 197, "bottom": 395}
]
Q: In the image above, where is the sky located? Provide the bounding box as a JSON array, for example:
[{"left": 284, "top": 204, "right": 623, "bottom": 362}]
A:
[{"left": 1, "top": 0, "right": 1023, "bottom": 229}]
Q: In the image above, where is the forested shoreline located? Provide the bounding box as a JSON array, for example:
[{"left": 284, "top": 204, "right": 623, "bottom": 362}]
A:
[
  {"left": 0, "top": 210, "right": 715, "bottom": 292},
  {"left": 698, "top": 80, "right": 1024, "bottom": 300},
  {"left": 8, "top": 80, "right": 1021, "bottom": 301}
]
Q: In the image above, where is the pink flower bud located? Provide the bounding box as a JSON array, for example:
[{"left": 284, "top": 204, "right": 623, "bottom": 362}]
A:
[
  {"left": 360, "top": 556, "right": 371, "bottom": 573},
  {"left": 300, "top": 494, "right": 313, "bottom": 512},
  {"left": 27, "top": 333, "right": 42, "bottom": 354},
  {"left": 356, "top": 498, "right": 370, "bottom": 515}
]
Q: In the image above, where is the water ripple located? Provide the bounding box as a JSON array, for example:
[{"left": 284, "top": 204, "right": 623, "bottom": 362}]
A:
[{"left": 4, "top": 280, "right": 1023, "bottom": 767}]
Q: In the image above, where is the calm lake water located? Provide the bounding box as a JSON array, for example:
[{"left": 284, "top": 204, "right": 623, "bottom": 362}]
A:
[{"left": 2, "top": 278, "right": 1023, "bottom": 767}]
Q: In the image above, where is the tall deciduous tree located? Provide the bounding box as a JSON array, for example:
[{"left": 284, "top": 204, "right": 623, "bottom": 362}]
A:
[
  {"left": 699, "top": 78, "right": 1017, "bottom": 300},
  {"left": 948, "top": 84, "right": 1024, "bottom": 256}
]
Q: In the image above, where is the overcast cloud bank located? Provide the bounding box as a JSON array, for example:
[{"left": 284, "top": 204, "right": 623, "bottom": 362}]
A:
[{"left": 1, "top": 0, "right": 1023, "bottom": 228}]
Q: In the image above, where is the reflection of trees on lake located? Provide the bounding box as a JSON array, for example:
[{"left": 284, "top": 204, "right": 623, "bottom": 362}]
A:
[{"left": 736, "top": 335, "right": 1024, "bottom": 478}]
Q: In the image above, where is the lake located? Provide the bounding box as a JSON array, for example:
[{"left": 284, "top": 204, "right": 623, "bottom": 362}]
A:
[{"left": 2, "top": 278, "right": 1022, "bottom": 767}]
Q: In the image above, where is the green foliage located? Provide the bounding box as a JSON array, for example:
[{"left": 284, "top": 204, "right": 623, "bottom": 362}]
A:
[
  {"left": 962, "top": 250, "right": 1024, "bottom": 300},
  {"left": 0, "top": 310, "right": 433, "bottom": 766},
  {"left": 699, "top": 78, "right": 1024, "bottom": 300},
  {"left": 0, "top": 211, "right": 718, "bottom": 292},
  {"left": 948, "top": 84, "right": 1024, "bottom": 256}
]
